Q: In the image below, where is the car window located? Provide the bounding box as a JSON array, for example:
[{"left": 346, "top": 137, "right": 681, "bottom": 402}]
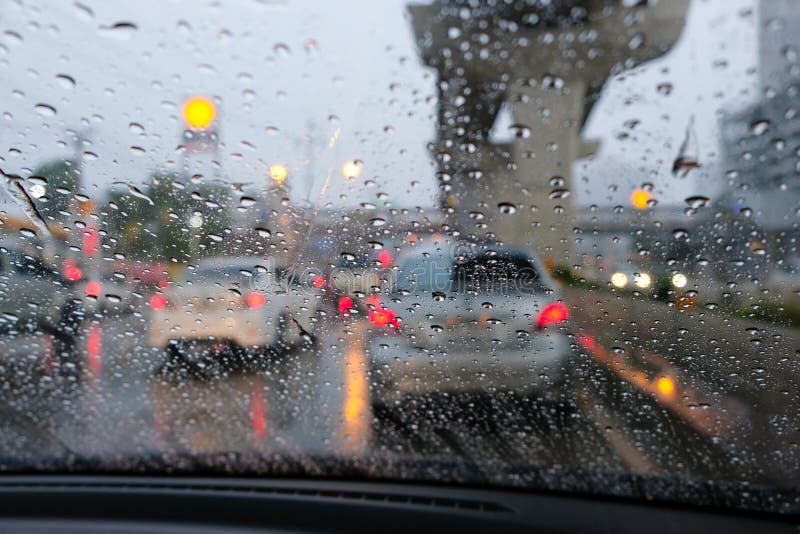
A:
[
  {"left": 453, "top": 254, "right": 544, "bottom": 294},
  {"left": 0, "top": 0, "right": 797, "bottom": 518}
]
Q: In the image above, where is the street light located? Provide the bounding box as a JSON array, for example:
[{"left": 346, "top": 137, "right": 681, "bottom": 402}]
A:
[
  {"left": 269, "top": 164, "right": 288, "bottom": 185},
  {"left": 342, "top": 160, "right": 362, "bottom": 180},
  {"left": 182, "top": 96, "right": 216, "bottom": 130}
]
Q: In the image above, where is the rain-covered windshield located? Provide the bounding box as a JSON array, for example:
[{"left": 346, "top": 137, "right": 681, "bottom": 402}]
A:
[{"left": 0, "top": 0, "right": 798, "bottom": 515}]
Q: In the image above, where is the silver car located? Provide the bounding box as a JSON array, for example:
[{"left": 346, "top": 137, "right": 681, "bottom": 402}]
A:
[
  {"left": 0, "top": 245, "right": 77, "bottom": 335},
  {"left": 367, "top": 240, "right": 573, "bottom": 404},
  {"left": 148, "top": 256, "right": 323, "bottom": 373}
]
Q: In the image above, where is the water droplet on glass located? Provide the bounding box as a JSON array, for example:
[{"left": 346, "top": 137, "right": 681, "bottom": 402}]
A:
[
  {"left": 497, "top": 202, "right": 516, "bottom": 214},
  {"left": 273, "top": 42, "right": 291, "bottom": 57},
  {"left": 509, "top": 124, "right": 531, "bottom": 139},
  {"left": 750, "top": 119, "right": 770, "bottom": 136},
  {"left": 34, "top": 103, "right": 56, "bottom": 117},
  {"left": 98, "top": 22, "right": 138, "bottom": 40},
  {"left": 657, "top": 82, "right": 673, "bottom": 95},
  {"left": 685, "top": 195, "right": 710, "bottom": 208},
  {"left": 55, "top": 74, "right": 76, "bottom": 89},
  {"left": 673, "top": 228, "right": 689, "bottom": 240}
]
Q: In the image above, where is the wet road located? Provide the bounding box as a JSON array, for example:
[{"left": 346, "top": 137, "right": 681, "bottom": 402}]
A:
[{"left": 0, "top": 290, "right": 796, "bottom": 488}]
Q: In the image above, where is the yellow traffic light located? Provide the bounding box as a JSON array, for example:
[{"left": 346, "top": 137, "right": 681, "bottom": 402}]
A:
[
  {"left": 342, "top": 160, "right": 362, "bottom": 180},
  {"left": 630, "top": 188, "right": 652, "bottom": 210},
  {"left": 182, "top": 96, "right": 216, "bottom": 129},
  {"left": 269, "top": 164, "right": 288, "bottom": 185}
]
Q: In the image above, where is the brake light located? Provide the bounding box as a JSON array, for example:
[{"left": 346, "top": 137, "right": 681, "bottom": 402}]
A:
[
  {"left": 377, "top": 250, "right": 392, "bottom": 268},
  {"left": 312, "top": 275, "right": 326, "bottom": 288},
  {"left": 63, "top": 260, "right": 83, "bottom": 282},
  {"left": 338, "top": 295, "right": 354, "bottom": 316},
  {"left": 149, "top": 293, "right": 167, "bottom": 310},
  {"left": 536, "top": 302, "right": 569, "bottom": 330},
  {"left": 246, "top": 291, "right": 266, "bottom": 309},
  {"left": 369, "top": 306, "right": 400, "bottom": 330},
  {"left": 85, "top": 280, "right": 102, "bottom": 298}
]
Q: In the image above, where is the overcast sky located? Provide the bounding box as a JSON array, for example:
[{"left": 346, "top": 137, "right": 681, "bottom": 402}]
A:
[{"left": 0, "top": 0, "right": 760, "bottom": 219}]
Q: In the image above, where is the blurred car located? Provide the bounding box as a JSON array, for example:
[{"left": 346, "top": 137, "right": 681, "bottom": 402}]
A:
[
  {"left": 329, "top": 249, "right": 394, "bottom": 318},
  {"left": 0, "top": 245, "right": 79, "bottom": 336},
  {"left": 147, "top": 256, "right": 322, "bottom": 372},
  {"left": 367, "top": 241, "right": 573, "bottom": 404},
  {"left": 77, "top": 272, "right": 139, "bottom": 316}
]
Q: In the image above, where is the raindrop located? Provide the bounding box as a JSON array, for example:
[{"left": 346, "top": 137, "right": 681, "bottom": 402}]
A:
[
  {"left": 129, "top": 122, "right": 144, "bottom": 134},
  {"left": 98, "top": 22, "right": 138, "bottom": 40},
  {"left": 34, "top": 103, "right": 56, "bottom": 117},
  {"left": 497, "top": 202, "right": 516, "bottom": 214},
  {"left": 509, "top": 124, "right": 531, "bottom": 139},
  {"left": 255, "top": 227, "right": 271, "bottom": 237},
  {"left": 341, "top": 252, "right": 356, "bottom": 261},
  {"left": 672, "top": 229, "right": 689, "bottom": 240},
  {"left": 3, "top": 31, "right": 23, "bottom": 45},
  {"left": 750, "top": 119, "right": 770, "bottom": 136},
  {"left": 239, "top": 196, "right": 256, "bottom": 207},
  {"left": 74, "top": 2, "right": 94, "bottom": 21},
  {"left": 273, "top": 42, "right": 291, "bottom": 56},
  {"left": 432, "top": 292, "right": 446, "bottom": 302},
  {"left": 370, "top": 218, "right": 387, "bottom": 227},
  {"left": 685, "top": 195, "right": 710, "bottom": 208},
  {"left": 127, "top": 184, "right": 154, "bottom": 205},
  {"left": 656, "top": 82, "right": 673, "bottom": 95},
  {"left": 55, "top": 74, "right": 76, "bottom": 89}
]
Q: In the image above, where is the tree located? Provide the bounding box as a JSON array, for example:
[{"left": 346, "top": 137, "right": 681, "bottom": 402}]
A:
[{"left": 31, "top": 159, "right": 81, "bottom": 224}]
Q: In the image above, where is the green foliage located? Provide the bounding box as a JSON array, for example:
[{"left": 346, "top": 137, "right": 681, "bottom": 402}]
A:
[
  {"left": 32, "top": 159, "right": 81, "bottom": 223},
  {"left": 102, "top": 173, "right": 231, "bottom": 262}
]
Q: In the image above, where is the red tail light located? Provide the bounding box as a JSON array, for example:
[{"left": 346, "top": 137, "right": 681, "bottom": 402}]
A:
[
  {"left": 377, "top": 250, "right": 392, "bottom": 268},
  {"left": 149, "top": 293, "right": 167, "bottom": 310},
  {"left": 63, "top": 260, "right": 83, "bottom": 282},
  {"left": 536, "top": 302, "right": 569, "bottom": 330},
  {"left": 85, "top": 280, "right": 102, "bottom": 298},
  {"left": 312, "top": 275, "right": 326, "bottom": 288},
  {"left": 369, "top": 306, "right": 400, "bottom": 330},
  {"left": 338, "top": 295, "right": 354, "bottom": 316},
  {"left": 246, "top": 291, "right": 266, "bottom": 309}
]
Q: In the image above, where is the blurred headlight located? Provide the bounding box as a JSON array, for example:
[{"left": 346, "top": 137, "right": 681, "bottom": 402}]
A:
[
  {"left": 610, "top": 272, "right": 628, "bottom": 288},
  {"left": 634, "top": 272, "right": 652, "bottom": 288},
  {"left": 671, "top": 272, "right": 688, "bottom": 288}
]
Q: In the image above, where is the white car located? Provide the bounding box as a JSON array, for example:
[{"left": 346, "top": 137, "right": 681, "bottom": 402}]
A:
[
  {"left": 148, "top": 256, "right": 322, "bottom": 372},
  {"left": 367, "top": 241, "right": 573, "bottom": 404}
]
